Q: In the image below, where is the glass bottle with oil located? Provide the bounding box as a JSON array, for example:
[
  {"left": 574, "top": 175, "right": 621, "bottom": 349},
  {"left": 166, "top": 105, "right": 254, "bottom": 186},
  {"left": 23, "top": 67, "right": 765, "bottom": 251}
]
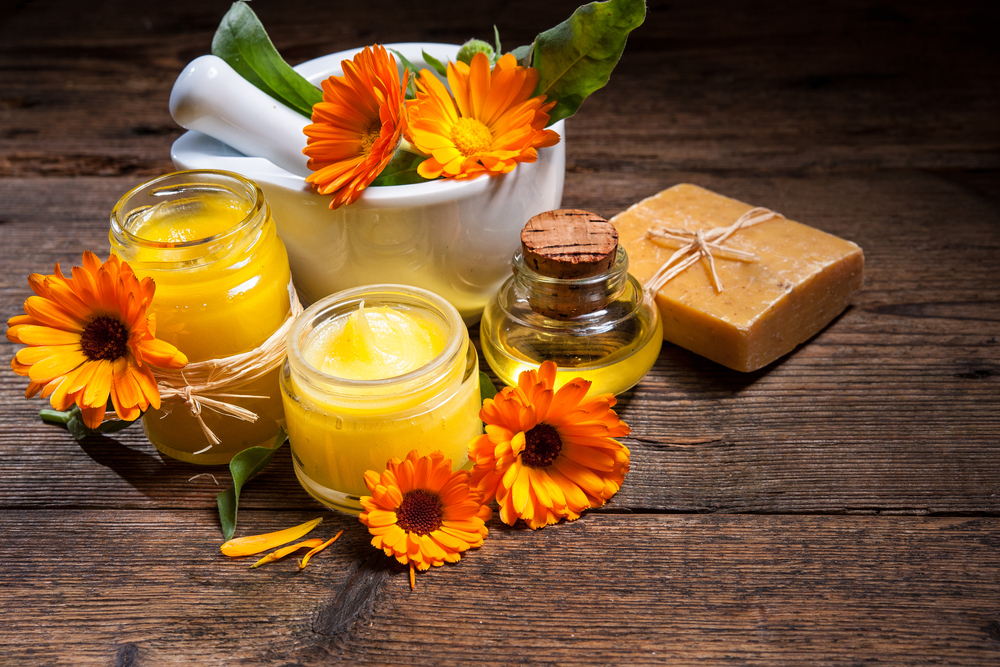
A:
[{"left": 480, "top": 209, "right": 662, "bottom": 395}]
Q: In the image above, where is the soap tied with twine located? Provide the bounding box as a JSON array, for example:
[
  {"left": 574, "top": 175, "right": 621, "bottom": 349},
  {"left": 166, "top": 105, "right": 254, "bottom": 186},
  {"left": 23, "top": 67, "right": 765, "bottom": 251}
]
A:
[
  {"left": 153, "top": 292, "right": 304, "bottom": 452},
  {"left": 643, "top": 206, "right": 784, "bottom": 294}
]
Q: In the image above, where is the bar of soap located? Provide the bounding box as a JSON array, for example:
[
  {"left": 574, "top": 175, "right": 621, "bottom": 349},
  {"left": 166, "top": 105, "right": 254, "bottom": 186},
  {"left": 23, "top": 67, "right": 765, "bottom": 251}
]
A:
[{"left": 610, "top": 184, "right": 864, "bottom": 372}]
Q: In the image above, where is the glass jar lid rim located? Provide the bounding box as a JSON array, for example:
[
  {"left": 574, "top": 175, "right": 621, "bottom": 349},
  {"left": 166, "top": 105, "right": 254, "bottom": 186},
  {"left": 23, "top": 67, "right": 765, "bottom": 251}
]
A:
[
  {"left": 287, "top": 284, "right": 467, "bottom": 393},
  {"left": 110, "top": 169, "right": 267, "bottom": 249}
]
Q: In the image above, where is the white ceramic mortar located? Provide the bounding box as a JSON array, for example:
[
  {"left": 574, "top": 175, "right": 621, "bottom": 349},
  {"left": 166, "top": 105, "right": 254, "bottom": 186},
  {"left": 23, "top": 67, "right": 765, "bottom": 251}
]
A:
[{"left": 169, "top": 43, "right": 565, "bottom": 324}]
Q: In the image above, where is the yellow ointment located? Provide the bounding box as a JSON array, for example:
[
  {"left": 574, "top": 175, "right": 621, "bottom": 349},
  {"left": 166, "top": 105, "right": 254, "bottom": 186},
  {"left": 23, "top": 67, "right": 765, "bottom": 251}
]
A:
[
  {"left": 129, "top": 192, "right": 243, "bottom": 245},
  {"left": 282, "top": 289, "right": 481, "bottom": 514},
  {"left": 110, "top": 172, "right": 292, "bottom": 464},
  {"left": 308, "top": 303, "right": 445, "bottom": 381}
]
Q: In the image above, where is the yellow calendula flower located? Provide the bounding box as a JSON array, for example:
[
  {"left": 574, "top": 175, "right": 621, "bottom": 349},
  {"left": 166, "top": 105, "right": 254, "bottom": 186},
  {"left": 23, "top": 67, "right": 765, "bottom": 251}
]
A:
[
  {"left": 469, "top": 361, "right": 631, "bottom": 529},
  {"left": 7, "top": 251, "right": 187, "bottom": 429},
  {"left": 360, "top": 450, "right": 491, "bottom": 589},
  {"left": 406, "top": 51, "right": 560, "bottom": 180},
  {"left": 303, "top": 44, "right": 409, "bottom": 209}
]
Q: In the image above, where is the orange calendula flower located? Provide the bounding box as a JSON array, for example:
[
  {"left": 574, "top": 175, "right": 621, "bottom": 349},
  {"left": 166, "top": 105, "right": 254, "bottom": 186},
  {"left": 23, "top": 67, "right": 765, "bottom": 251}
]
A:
[
  {"left": 360, "top": 450, "right": 491, "bottom": 589},
  {"left": 469, "top": 361, "right": 631, "bottom": 529},
  {"left": 303, "top": 44, "right": 409, "bottom": 209},
  {"left": 406, "top": 51, "right": 560, "bottom": 181},
  {"left": 6, "top": 251, "right": 187, "bottom": 429}
]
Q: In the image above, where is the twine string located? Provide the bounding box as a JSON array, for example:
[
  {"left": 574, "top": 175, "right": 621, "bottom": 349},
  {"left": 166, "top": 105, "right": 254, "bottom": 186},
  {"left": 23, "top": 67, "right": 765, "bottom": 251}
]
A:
[
  {"left": 153, "top": 291, "right": 304, "bottom": 451},
  {"left": 644, "top": 207, "right": 784, "bottom": 294}
]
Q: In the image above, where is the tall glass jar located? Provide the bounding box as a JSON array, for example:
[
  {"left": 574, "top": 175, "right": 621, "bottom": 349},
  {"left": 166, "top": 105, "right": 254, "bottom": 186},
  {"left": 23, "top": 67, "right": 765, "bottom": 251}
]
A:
[
  {"left": 281, "top": 285, "right": 481, "bottom": 514},
  {"left": 110, "top": 170, "right": 292, "bottom": 464}
]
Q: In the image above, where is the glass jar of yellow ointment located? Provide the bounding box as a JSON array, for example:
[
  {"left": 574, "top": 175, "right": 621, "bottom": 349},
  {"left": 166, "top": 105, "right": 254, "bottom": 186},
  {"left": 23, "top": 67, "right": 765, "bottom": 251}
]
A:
[
  {"left": 282, "top": 285, "right": 481, "bottom": 514},
  {"left": 110, "top": 170, "right": 293, "bottom": 464}
]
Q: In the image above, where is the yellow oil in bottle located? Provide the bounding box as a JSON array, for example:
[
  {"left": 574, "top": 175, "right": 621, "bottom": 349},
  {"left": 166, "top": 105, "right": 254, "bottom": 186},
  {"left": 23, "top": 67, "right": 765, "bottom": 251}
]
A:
[{"left": 480, "top": 247, "right": 662, "bottom": 396}]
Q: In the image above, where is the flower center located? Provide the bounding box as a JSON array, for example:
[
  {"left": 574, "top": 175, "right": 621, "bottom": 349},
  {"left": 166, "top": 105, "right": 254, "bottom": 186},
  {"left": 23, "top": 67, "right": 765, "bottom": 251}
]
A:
[
  {"left": 450, "top": 117, "right": 493, "bottom": 156},
  {"left": 80, "top": 316, "right": 129, "bottom": 361},
  {"left": 521, "top": 423, "right": 562, "bottom": 468},
  {"left": 360, "top": 120, "right": 383, "bottom": 154},
  {"left": 396, "top": 489, "right": 443, "bottom": 535}
]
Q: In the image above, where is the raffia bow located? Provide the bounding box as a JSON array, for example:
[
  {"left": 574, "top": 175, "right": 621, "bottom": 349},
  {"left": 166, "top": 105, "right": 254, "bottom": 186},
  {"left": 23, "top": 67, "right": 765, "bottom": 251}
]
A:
[
  {"left": 644, "top": 206, "right": 784, "bottom": 294},
  {"left": 153, "top": 291, "right": 304, "bottom": 453}
]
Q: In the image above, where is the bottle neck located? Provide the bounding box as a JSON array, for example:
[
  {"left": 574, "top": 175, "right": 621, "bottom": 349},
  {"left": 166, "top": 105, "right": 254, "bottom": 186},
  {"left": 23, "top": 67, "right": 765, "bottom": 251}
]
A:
[{"left": 512, "top": 246, "right": 630, "bottom": 320}]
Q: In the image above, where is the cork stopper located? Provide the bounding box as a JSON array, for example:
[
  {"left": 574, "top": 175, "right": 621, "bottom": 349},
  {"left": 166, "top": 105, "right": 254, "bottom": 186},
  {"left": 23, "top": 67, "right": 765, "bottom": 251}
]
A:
[
  {"left": 518, "top": 209, "right": 620, "bottom": 319},
  {"left": 521, "top": 209, "right": 619, "bottom": 279}
]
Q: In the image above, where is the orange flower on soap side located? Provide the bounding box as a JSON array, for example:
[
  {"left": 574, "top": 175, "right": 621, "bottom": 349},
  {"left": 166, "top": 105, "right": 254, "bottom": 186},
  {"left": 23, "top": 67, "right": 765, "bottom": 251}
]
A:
[
  {"left": 6, "top": 252, "right": 187, "bottom": 429},
  {"left": 303, "top": 44, "right": 409, "bottom": 209},
  {"left": 360, "top": 450, "right": 491, "bottom": 589},
  {"left": 406, "top": 51, "right": 560, "bottom": 181},
  {"left": 469, "top": 361, "right": 630, "bottom": 529}
]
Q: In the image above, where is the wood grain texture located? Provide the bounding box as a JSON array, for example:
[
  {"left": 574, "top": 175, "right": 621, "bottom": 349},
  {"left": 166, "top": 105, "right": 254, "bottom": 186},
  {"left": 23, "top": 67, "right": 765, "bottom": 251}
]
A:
[
  {"left": 2, "top": 1, "right": 999, "bottom": 177},
  {"left": 1, "top": 0, "right": 998, "bottom": 664},
  {"left": 1, "top": 512, "right": 998, "bottom": 665},
  {"left": 2, "top": 175, "right": 996, "bottom": 515}
]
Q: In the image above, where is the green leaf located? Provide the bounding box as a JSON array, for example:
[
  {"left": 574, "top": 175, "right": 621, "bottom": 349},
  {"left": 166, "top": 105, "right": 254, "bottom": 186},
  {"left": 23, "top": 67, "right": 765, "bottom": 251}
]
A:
[
  {"left": 217, "top": 488, "right": 237, "bottom": 542},
  {"left": 479, "top": 371, "right": 499, "bottom": 403},
  {"left": 421, "top": 49, "right": 449, "bottom": 77},
  {"left": 389, "top": 49, "right": 419, "bottom": 98},
  {"left": 370, "top": 150, "right": 434, "bottom": 186},
  {"left": 211, "top": 1, "right": 322, "bottom": 118},
  {"left": 510, "top": 44, "right": 533, "bottom": 68},
  {"left": 531, "top": 0, "right": 646, "bottom": 124},
  {"left": 40, "top": 406, "right": 137, "bottom": 441},
  {"left": 493, "top": 25, "right": 503, "bottom": 63},
  {"left": 217, "top": 428, "right": 288, "bottom": 541}
]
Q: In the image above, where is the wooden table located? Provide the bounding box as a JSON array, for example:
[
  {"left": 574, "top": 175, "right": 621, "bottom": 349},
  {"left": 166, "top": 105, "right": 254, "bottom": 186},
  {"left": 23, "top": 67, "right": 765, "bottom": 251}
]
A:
[{"left": 2, "top": 0, "right": 998, "bottom": 664}]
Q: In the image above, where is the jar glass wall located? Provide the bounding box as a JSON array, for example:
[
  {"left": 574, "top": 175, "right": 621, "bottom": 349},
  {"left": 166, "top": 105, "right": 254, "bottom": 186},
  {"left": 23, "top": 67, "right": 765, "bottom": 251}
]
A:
[
  {"left": 281, "top": 285, "right": 481, "bottom": 515},
  {"left": 481, "top": 247, "right": 662, "bottom": 396},
  {"left": 110, "top": 169, "right": 292, "bottom": 464}
]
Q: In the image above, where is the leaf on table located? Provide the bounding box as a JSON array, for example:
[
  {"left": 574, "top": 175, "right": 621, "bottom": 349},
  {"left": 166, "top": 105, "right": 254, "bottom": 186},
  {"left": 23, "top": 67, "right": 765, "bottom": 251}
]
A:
[
  {"left": 480, "top": 371, "right": 499, "bottom": 403},
  {"left": 531, "top": 0, "right": 646, "bottom": 125},
  {"left": 217, "top": 428, "right": 288, "bottom": 541},
  {"left": 39, "top": 406, "right": 137, "bottom": 442},
  {"left": 211, "top": 1, "right": 322, "bottom": 119}
]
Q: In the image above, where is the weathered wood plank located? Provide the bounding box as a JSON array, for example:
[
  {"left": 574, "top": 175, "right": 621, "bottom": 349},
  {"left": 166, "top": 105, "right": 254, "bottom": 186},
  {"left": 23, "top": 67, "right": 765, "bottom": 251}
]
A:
[
  {"left": 1, "top": 511, "right": 997, "bottom": 665},
  {"left": 2, "top": 1, "right": 998, "bottom": 177},
  {"left": 1, "top": 0, "right": 999, "bottom": 663},
  {"left": 1, "top": 173, "right": 996, "bottom": 514}
]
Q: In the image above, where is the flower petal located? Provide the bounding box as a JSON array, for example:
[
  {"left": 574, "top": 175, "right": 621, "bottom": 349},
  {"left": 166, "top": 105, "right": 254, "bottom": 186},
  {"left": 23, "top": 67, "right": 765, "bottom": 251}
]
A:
[
  {"left": 14, "top": 325, "right": 82, "bottom": 346},
  {"left": 26, "top": 347, "right": 87, "bottom": 385},
  {"left": 138, "top": 337, "right": 187, "bottom": 369},
  {"left": 220, "top": 517, "right": 324, "bottom": 557},
  {"left": 81, "top": 359, "right": 113, "bottom": 408}
]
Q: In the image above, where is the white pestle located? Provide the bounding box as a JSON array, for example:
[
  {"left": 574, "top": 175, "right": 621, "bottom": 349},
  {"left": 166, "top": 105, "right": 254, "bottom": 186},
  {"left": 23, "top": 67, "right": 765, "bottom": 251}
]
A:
[{"left": 169, "top": 55, "right": 313, "bottom": 178}]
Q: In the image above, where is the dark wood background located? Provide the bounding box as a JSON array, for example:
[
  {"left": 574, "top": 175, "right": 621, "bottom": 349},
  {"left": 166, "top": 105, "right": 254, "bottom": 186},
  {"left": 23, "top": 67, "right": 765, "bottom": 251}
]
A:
[{"left": 2, "top": 0, "right": 998, "bottom": 664}]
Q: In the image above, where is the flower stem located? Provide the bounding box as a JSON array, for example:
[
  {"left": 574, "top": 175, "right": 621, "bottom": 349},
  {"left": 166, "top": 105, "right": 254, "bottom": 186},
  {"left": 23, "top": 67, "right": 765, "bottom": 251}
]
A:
[{"left": 39, "top": 408, "right": 72, "bottom": 426}]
